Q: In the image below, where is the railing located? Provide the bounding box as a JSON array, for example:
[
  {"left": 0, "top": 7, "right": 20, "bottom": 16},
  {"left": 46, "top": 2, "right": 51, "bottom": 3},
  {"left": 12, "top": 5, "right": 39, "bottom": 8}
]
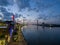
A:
[{"left": 0, "top": 26, "right": 7, "bottom": 28}]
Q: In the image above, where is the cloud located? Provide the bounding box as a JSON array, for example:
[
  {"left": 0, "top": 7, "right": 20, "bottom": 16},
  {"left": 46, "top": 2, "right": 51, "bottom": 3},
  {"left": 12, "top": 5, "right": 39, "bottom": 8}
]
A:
[
  {"left": 0, "top": 0, "right": 9, "bottom": 6},
  {"left": 15, "top": 0, "right": 30, "bottom": 9},
  {"left": 6, "top": 4, "right": 19, "bottom": 14},
  {"left": 0, "top": 6, "right": 14, "bottom": 21},
  {"left": 0, "top": 0, "right": 60, "bottom": 24},
  {"left": 19, "top": 8, "right": 40, "bottom": 20}
]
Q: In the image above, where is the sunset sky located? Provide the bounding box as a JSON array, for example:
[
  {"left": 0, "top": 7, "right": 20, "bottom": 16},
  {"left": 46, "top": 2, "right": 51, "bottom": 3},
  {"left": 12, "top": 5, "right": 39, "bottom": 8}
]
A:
[{"left": 0, "top": 0, "right": 60, "bottom": 24}]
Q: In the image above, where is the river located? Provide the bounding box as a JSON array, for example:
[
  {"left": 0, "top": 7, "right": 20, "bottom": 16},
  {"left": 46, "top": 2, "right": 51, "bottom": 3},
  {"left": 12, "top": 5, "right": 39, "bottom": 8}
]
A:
[{"left": 22, "top": 25, "right": 60, "bottom": 45}]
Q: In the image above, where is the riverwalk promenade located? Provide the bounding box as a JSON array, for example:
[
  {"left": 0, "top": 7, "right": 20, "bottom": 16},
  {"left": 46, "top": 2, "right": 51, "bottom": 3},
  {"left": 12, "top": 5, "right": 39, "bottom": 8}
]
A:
[
  {"left": 0, "top": 21, "right": 27, "bottom": 45},
  {"left": 8, "top": 24, "right": 27, "bottom": 45}
]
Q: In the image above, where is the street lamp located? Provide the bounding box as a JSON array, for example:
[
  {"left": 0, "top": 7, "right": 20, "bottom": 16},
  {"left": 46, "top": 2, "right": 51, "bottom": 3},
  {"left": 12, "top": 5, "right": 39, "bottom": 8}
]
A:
[
  {"left": 21, "top": 15, "right": 26, "bottom": 25},
  {"left": 0, "top": 13, "right": 4, "bottom": 21}
]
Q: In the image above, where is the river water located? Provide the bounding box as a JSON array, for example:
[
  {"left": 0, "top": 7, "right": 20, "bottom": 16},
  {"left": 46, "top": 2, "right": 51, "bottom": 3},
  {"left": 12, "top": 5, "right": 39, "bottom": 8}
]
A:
[{"left": 22, "top": 25, "right": 60, "bottom": 45}]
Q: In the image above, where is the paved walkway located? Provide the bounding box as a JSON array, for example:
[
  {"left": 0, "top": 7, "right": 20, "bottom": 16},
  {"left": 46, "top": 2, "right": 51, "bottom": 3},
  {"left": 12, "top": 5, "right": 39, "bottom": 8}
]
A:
[{"left": 8, "top": 24, "right": 27, "bottom": 45}]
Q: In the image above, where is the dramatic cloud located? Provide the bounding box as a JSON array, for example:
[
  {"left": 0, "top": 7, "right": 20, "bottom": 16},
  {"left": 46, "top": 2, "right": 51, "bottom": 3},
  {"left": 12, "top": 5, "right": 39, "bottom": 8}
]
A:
[
  {"left": 0, "top": 0, "right": 60, "bottom": 24},
  {"left": 0, "top": 7, "right": 14, "bottom": 21},
  {"left": 16, "top": 0, "right": 30, "bottom": 9},
  {"left": 0, "top": 0, "right": 10, "bottom": 6}
]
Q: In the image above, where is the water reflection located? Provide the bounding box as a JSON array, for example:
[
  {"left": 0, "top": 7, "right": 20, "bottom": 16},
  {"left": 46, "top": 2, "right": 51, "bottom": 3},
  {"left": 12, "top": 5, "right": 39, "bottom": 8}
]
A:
[{"left": 22, "top": 25, "right": 60, "bottom": 45}]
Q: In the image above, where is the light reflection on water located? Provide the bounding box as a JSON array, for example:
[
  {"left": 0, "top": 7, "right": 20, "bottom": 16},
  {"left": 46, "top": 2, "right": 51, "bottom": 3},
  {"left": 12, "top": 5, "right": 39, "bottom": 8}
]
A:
[{"left": 22, "top": 25, "right": 60, "bottom": 45}]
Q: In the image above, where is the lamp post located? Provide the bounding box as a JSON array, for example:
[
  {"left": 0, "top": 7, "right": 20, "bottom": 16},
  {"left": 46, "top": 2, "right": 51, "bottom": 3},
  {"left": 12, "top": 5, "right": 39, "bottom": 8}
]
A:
[
  {"left": 0, "top": 13, "right": 4, "bottom": 21},
  {"left": 21, "top": 15, "right": 26, "bottom": 25},
  {"left": 23, "top": 17, "right": 26, "bottom": 25}
]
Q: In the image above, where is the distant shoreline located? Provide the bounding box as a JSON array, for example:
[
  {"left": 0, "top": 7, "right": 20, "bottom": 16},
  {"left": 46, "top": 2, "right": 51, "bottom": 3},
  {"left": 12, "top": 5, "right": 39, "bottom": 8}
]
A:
[
  {"left": 37, "top": 24, "right": 60, "bottom": 27},
  {"left": 33, "top": 23, "right": 60, "bottom": 27}
]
